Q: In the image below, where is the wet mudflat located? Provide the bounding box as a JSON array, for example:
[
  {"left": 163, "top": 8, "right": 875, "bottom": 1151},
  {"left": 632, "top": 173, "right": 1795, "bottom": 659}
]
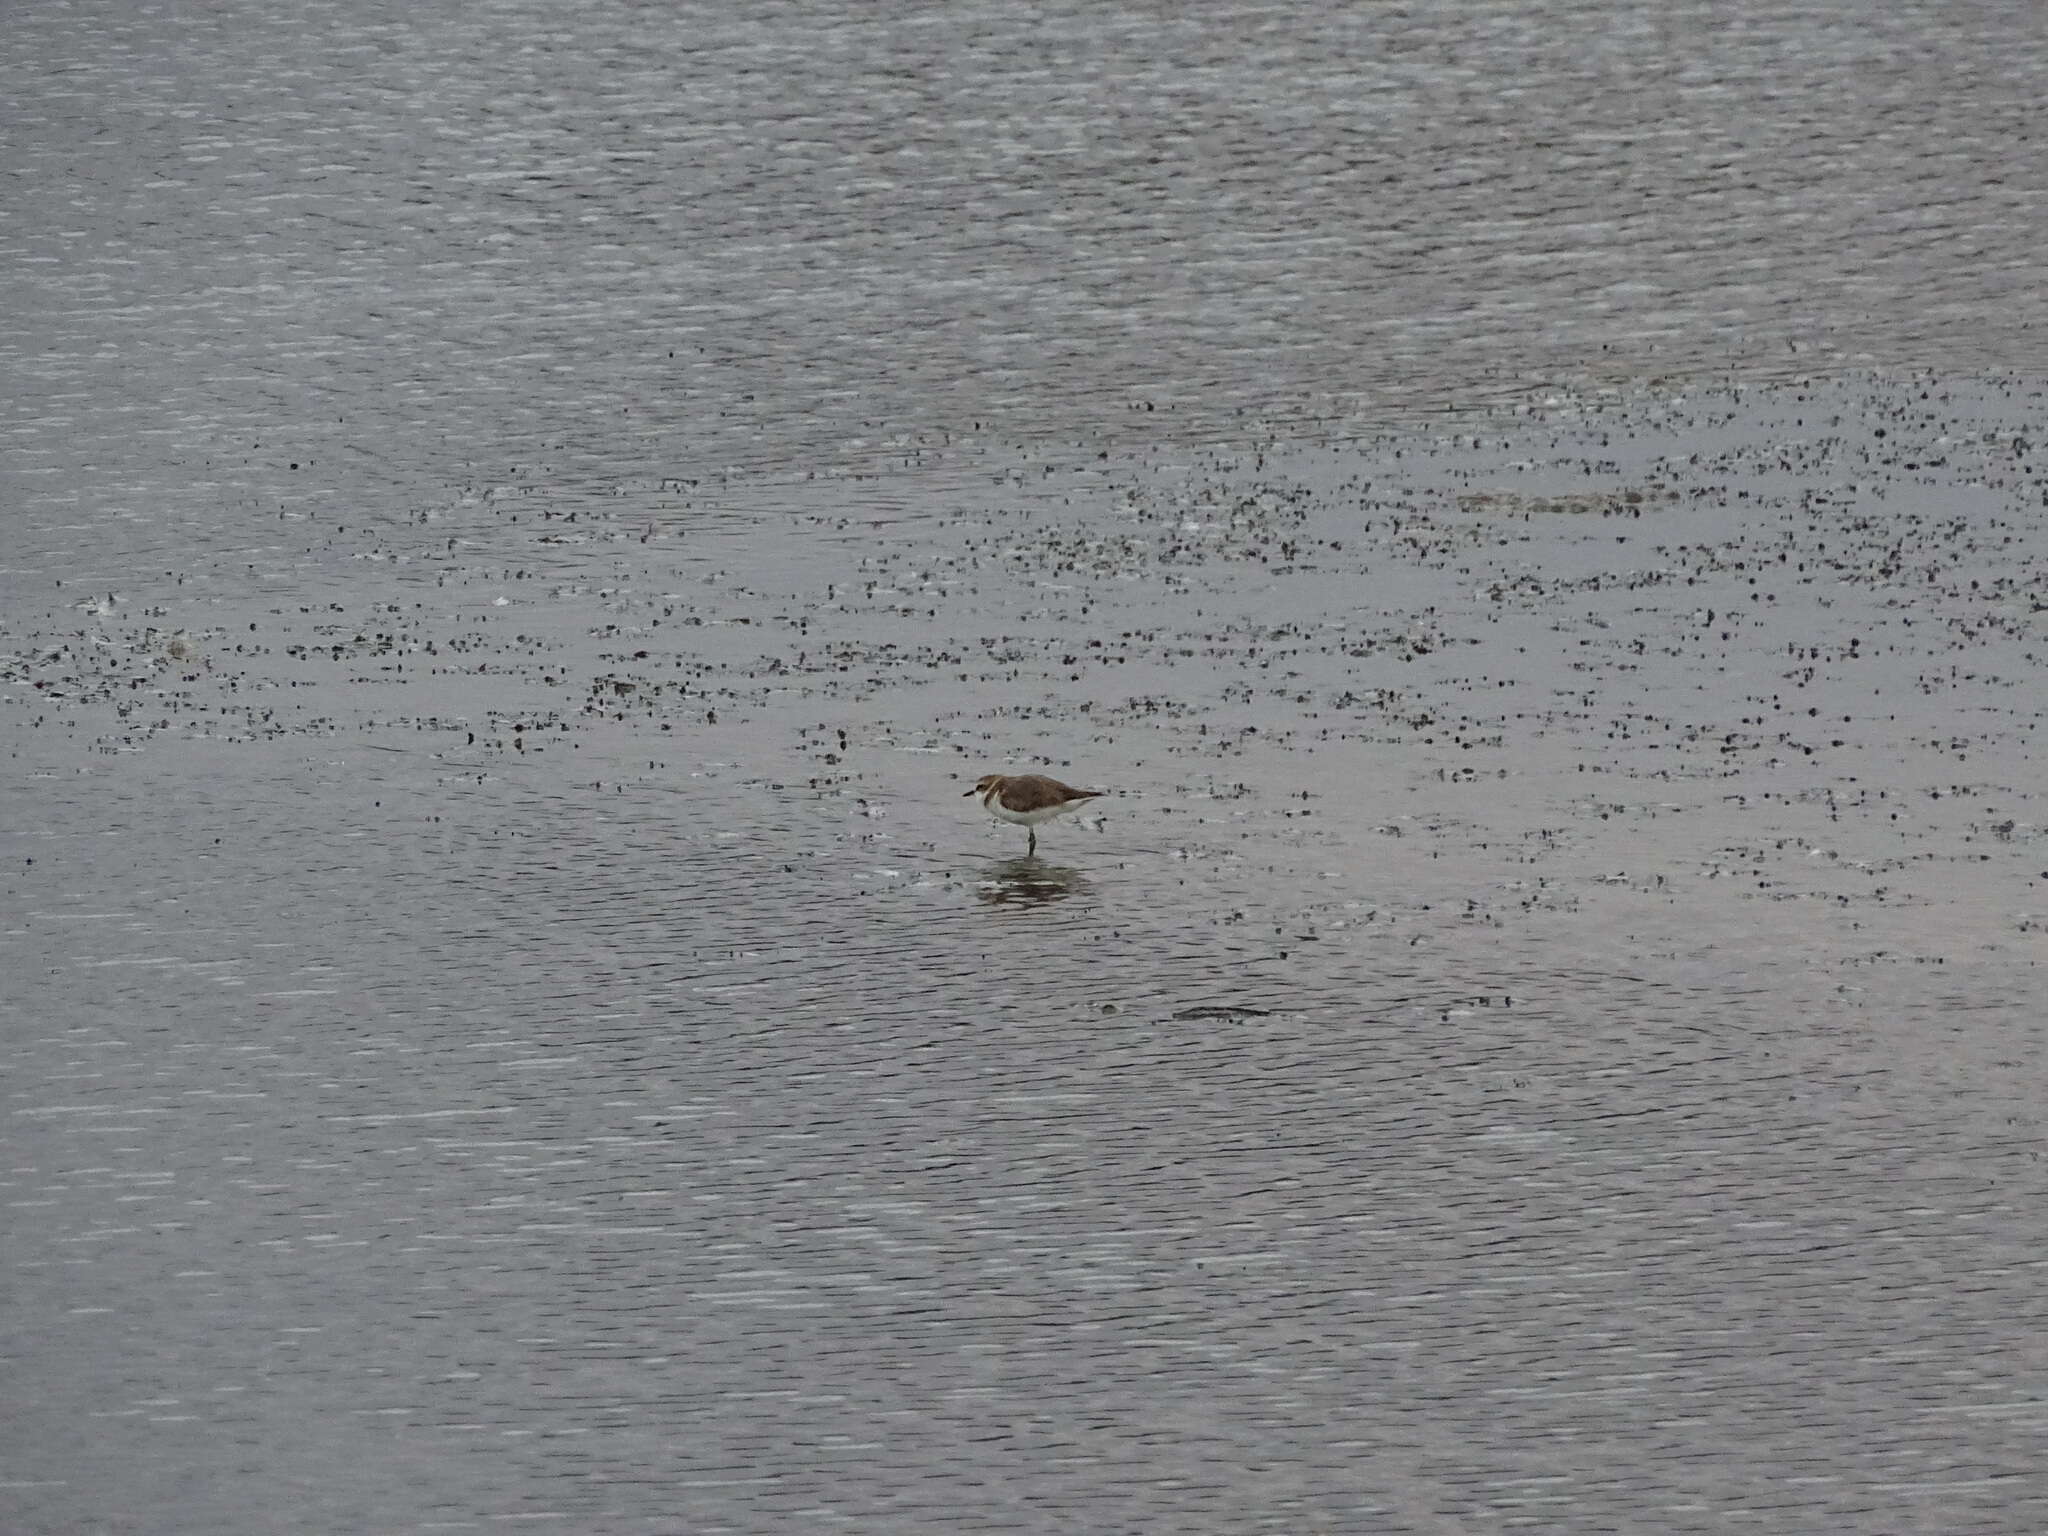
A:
[
  {"left": 7, "top": 376, "right": 2047, "bottom": 1533},
  {"left": 10, "top": 0, "right": 2048, "bottom": 1526}
]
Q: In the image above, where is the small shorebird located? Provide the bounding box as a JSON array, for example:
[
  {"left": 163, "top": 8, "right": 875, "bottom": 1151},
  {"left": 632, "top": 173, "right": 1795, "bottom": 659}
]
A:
[{"left": 965, "top": 773, "right": 1106, "bottom": 855}]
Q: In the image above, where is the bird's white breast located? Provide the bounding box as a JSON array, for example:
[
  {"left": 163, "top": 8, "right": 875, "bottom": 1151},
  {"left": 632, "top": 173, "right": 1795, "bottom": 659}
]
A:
[{"left": 983, "top": 796, "right": 1084, "bottom": 828}]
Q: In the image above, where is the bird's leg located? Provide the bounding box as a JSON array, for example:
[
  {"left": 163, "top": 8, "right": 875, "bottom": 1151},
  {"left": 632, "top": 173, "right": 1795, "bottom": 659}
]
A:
[{"left": 1027, "top": 828, "right": 1037, "bottom": 856}]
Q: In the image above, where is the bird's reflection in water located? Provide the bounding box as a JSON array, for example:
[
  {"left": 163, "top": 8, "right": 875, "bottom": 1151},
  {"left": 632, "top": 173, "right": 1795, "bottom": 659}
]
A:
[{"left": 976, "top": 856, "right": 1089, "bottom": 907}]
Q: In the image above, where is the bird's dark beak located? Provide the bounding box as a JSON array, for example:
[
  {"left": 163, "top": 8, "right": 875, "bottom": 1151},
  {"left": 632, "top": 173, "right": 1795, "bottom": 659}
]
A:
[{"left": 961, "top": 787, "right": 977, "bottom": 796}]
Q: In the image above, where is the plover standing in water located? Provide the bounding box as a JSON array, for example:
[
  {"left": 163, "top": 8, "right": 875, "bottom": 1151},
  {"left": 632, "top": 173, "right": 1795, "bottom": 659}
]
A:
[{"left": 965, "top": 773, "right": 1106, "bottom": 855}]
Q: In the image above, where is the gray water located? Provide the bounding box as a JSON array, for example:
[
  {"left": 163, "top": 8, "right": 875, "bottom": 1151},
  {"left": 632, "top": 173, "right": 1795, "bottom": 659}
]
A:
[{"left": 6, "top": 2, "right": 2048, "bottom": 1532}]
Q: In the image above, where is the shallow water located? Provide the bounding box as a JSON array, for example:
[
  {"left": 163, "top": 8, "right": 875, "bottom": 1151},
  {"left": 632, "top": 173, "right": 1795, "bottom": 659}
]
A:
[
  {"left": 9, "top": 377, "right": 2047, "bottom": 1533},
  {"left": 7, "top": 1, "right": 2048, "bottom": 1532}
]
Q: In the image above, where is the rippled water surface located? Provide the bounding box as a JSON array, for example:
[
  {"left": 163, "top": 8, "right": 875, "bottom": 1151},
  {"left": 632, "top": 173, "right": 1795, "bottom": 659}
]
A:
[{"left": 6, "top": 2, "right": 2048, "bottom": 1531}]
